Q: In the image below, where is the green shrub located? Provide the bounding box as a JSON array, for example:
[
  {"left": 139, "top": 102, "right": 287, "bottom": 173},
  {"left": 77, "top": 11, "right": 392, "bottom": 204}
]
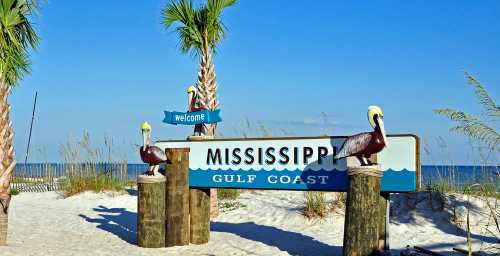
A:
[
  {"left": 218, "top": 189, "right": 240, "bottom": 200},
  {"left": 10, "top": 188, "right": 19, "bottom": 196},
  {"left": 218, "top": 201, "right": 246, "bottom": 213}
]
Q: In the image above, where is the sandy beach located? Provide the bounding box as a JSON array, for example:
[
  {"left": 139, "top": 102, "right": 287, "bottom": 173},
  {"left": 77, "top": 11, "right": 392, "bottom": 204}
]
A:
[{"left": 2, "top": 190, "right": 497, "bottom": 256}]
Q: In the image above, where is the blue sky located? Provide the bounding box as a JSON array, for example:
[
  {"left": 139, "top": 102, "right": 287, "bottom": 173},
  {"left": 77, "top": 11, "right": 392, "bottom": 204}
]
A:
[{"left": 9, "top": 1, "right": 500, "bottom": 164}]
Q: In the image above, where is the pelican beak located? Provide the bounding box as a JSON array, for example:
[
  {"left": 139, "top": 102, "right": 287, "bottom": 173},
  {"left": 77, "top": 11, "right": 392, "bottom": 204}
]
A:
[
  {"left": 142, "top": 129, "right": 148, "bottom": 147},
  {"left": 378, "top": 116, "right": 388, "bottom": 147}
]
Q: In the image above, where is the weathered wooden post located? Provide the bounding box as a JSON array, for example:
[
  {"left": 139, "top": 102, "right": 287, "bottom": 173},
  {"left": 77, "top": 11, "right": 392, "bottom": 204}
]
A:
[
  {"left": 187, "top": 136, "right": 211, "bottom": 244},
  {"left": 190, "top": 188, "right": 210, "bottom": 244},
  {"left": 165, "top": 148, "right": 190, "bottom": 246},
  {"left": 377, "top": 192, "right": 390, "bottom": 251},
  {"left": 343, "top": 164, "right": 383, "bottom": 256},
  {"left": 137, "top": 175, "right": 166, "bottom": 248}
]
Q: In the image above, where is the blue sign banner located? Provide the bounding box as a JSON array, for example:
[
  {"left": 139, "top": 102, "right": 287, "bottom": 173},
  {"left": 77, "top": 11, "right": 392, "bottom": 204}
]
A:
[
  {"left": 188, "top": 168, "right": 417, "bottom": 192},
  {"left": 163, "top": 109, "right": 222, "bottom": 125}
]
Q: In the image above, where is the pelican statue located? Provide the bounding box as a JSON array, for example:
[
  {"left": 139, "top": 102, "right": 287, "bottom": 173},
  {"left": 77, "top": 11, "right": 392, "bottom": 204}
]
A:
[
  {"left": 140, "top": 122, "right": 167, "bottom": 176},
  {"left": 334, "top": 106, "right": 388, "bottom": 166},
  {"left": 187, "top": 85, "right": 203, "bottom": 136}
]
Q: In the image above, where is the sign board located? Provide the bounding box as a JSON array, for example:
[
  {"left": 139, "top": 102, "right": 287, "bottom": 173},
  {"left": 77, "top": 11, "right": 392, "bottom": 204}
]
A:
[
  {"left": 155, "top": 134, "right": 420, "bottom": 192},
  {"left": 163, "top": 109, "right": 222, "bottom": 125}
]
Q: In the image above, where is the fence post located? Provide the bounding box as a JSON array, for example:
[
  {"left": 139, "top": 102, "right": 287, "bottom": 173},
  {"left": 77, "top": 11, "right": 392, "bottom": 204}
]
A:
[
  {"left": 137, "top": 174, "right": 166, "bottom": 248},
  {"left": 165, "top": 148, "right": 190, "bottom": 246},
  {"left": 124, "top": 160, "right": 128, "bottom": 186},
  {"left": 343, "top": 164, "right": 383, "bottom": 256}
]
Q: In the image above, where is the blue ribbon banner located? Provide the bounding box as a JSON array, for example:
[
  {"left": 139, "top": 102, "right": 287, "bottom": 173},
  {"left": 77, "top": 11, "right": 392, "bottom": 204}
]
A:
[{"left": 163, "top": 109, "right": 222, "bottom": 125}]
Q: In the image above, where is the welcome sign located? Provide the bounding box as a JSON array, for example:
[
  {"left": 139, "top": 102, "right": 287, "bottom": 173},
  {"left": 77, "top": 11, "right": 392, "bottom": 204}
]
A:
[
  {"left": 155, "top": 135, "right": 420, "bottom": 192},
  {"left": 163, "top": 109, "right": 222, "bottom": 125}
]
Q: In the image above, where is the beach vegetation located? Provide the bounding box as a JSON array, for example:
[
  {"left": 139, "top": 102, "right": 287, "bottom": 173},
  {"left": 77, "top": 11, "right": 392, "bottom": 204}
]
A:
[
  {"left": 434, "top": 72, "right": 499, "bottom": 149},
  {"left": 433, "top": 73, "right": 499, "bottom": 254},
  {"left": 329, "top": 192, "right": 346, "bottom": 213},
  {"left": 218, "top": 200, "right": 245, "bottom": 213},
  {"left": 218, "top": 188, "right": 239, "bottom": 200},
  {"left": 303, "top": 191, "right": 328, "bottom": 219},
  {"left": 9, "top": 188, "right": 18, "bottom": 196},
  {"left": 58, "top": 132, "right": 129, "bottom": 197}
]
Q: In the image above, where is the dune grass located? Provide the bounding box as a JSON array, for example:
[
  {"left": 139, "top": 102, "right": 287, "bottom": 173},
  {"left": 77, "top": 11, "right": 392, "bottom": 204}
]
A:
[
  {"left": 59, "top": 132, "right": 130, "bottom": 197},
  {"left": 303, "top": 191, "right": 328, "bottom": 219}
]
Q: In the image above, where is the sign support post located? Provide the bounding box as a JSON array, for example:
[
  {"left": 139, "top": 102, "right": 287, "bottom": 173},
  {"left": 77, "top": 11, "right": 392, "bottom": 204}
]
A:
[
  {"left": 377, "top": 192, "right": 390, "bottom": 251},
  {"left": 343, "top": 164, "right": 383, "bottom": 256},
  {"left": 137, "top": 175, "right": 166, "bottom": 248},
  {"left": 165, "top": 148, "right": 190, "bottom": 247},
  {"left": 188, "top": 137, "right": 211, "bottom": 244}
]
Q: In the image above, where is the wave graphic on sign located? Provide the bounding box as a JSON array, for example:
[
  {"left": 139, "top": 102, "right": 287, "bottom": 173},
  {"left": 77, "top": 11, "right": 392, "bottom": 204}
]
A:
[
  {"left": 189, "top": 168, "right": 417, "bottom": 192},
  {"left": 190, "top": 168, "right": 415, "bottom": 172}
]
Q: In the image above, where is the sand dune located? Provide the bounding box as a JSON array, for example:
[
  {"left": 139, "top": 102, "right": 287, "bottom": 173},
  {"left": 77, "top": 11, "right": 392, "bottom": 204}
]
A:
[{"left": 2, "top": 190, "right": 497, "bottom": 255}]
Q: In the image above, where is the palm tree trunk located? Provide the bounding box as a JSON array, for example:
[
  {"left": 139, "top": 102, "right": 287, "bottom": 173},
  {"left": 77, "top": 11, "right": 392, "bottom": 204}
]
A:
[
  {"left": 196, "top": 52, "right": 218, "bottom": 136},
  {"left": 0, "top": 80, "right": 15, "bottom": 246},
  {"left": 196, "top": 53, "right": 219, "bottom": 217}
]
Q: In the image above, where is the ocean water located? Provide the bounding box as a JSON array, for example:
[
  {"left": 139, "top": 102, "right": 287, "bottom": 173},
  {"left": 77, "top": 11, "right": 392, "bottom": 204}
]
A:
[{"left": 13, "top": 163, "right": 499, "bottom": 189}]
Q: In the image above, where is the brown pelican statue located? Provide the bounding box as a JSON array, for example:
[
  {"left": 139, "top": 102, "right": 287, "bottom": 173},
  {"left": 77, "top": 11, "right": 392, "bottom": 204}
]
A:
[
  {"left": 140, "top": 122, "right": 167, "bottom": 176},
  {"left": 334, "top": 106, "right": 388, "bottom": 166},
  {"left": 187, "top": 85, "right": 204, "bottom": 136}
]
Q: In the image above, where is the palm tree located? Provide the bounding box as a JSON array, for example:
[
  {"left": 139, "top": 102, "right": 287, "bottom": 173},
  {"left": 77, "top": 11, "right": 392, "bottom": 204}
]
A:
[
  {"left": 162, "top": 0, "right": 236, "bottom": 137},
  {"left": 162, "top": 0, "right": 236, "bottom": 218},
  {"left": 0, "top": 0, "right": 39, "bottom": 245}
]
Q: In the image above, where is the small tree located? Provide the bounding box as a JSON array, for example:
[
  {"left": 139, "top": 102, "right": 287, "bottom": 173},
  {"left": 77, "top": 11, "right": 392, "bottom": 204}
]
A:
[
  {"left": 162, "top": 0, "right": 236, "bottom": 137},
  {"left": 0, "top": 0, "right": 39, "bottom": 245},
  {"left": 162, "top": 0, "right": 236, "bottom": 217},
  {"left": 434, "top": 72, "right": 499, "bottom": 150}
]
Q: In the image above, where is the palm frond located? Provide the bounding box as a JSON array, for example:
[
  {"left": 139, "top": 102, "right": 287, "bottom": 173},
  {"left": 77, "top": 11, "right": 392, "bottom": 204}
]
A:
[
  {"left": 0, "top": 0, "right": 39, "bottom": 86},
  {"left": 204, "top": 0, "right": 236, "bottom": 51},
  {"left": 464, "top": 72, "right": 500, "bottom": 119},
  {"left": 0, "top": 48, "right": 29, "bottom": 85},
  {"left": 162, "top": 0, "right": 195, "bottom": 28},
  {"left": 162, "top": 0, "right": 236, "bottom": 57}
]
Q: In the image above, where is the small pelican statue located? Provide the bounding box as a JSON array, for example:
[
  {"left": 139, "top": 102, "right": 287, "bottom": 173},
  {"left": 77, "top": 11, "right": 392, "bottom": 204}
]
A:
[
  {"left": 187, "top": 85, "right": 203, "bottom": 136},
  {"left": 334, "top": 106, "right": 388, "bottom": 166},
  {"left": 140, "top": 122, "right": 167, "bottom": 176}
]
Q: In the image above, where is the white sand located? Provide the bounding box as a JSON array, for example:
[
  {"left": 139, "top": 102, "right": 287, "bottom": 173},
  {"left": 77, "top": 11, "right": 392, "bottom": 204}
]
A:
[{"left": 2, "top": 190, "right": 498, "bottom": 256}]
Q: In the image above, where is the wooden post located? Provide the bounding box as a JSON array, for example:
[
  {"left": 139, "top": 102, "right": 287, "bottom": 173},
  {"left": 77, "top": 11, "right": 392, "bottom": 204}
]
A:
[
  {"left": 165, "top": 148, "right": 190, "bottom": 247},
  {"left": 137, "top": 175, "right": 166, "bottom": 248},
  {"left": 377, "top": 192, "right": 390, "bottom": 251},
  {"left": 190, "top": 188, "right": 210, "bottom": 244},
  {"left": 188, "top": 135, "right": 218, "bottom": 218},
  {"left": 187, "top": 136, "right": 211, "bottom": 244},
  {"left": 343, "top": 165, "right": 383, "bottom": 256}
]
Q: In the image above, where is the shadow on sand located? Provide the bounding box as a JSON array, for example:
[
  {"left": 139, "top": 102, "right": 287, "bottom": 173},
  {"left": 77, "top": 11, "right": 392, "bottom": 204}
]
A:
[
  {"left": 79, "top": 208, "right": 342, "bottom": 255},
  {"left": 79, "top": 205, "right": 137, "bottom": 245},
  {"left": 211, "top": 221, "right": 341, "bottom": 256}
]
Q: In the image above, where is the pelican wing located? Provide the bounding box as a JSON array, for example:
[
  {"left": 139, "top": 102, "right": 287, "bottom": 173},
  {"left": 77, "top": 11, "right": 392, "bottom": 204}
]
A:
[
  {"left": 335, "top": 132, "right": 372, "bottom": 159},
  {"left": 150, "top": 146, "right": 167, "bottom": 162}
]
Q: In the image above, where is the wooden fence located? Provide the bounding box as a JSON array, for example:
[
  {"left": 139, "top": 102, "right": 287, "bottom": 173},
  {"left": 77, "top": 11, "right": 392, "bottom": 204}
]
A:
[{"left": 11, "top": 162, "right": 130, "bottom": 192}]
